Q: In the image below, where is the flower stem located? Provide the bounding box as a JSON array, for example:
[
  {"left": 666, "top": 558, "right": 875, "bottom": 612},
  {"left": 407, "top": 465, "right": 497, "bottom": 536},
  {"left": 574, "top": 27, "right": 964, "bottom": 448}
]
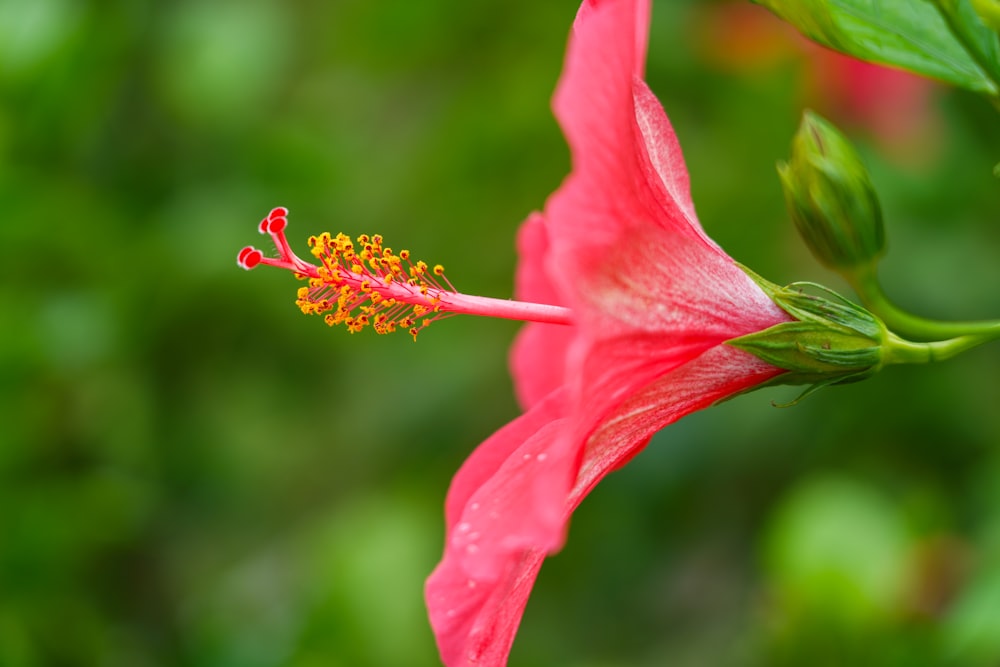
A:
[
  {"left": 883, "top": 331, "right": 997, "bottom": 365},
  {"left": 847, "top": 264, "right": 1000, "bottom": 341}
]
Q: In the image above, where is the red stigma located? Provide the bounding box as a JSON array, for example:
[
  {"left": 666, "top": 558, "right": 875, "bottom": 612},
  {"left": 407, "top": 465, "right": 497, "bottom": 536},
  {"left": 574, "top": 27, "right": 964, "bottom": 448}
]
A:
[
  {"left": 266, "top": 215, "right": 287, "bottom": 234},
  {"left": 237, "top": 246, "right": 263, "bottom": 270}
]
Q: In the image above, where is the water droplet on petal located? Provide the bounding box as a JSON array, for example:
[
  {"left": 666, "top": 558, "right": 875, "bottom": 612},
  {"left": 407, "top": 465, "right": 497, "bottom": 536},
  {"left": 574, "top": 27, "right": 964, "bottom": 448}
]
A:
[{"left": 536, "top": 453, "right": 548, "bottom": 462}]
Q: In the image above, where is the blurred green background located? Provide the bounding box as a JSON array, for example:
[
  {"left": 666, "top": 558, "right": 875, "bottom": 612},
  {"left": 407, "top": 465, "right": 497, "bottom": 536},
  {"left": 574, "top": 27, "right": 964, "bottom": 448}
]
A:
[{"left": 2, "top": 0, "right": 999, "bottom": 665}]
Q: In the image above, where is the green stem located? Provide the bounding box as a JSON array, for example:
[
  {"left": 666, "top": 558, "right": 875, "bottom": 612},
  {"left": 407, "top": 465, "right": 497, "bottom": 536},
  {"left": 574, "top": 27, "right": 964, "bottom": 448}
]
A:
[
  {"left": 847, "top": 264, "right": 1000, "bottom": 341},
  {"left": 884, "top": 331, "right": 996, "bottom": 365}
]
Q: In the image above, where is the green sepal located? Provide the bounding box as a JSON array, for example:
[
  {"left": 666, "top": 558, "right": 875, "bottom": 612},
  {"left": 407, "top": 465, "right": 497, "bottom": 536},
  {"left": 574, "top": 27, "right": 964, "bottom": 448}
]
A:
[
  {"left": 775, "top": 282, "right": 884, "bottom": 339},
  {"left": 728, "top": 321, "right": 882, "bottom": 377},
  {"left": 739, "top": 267, "right": 887, "bottom": 342},
  {"left": 746, "top": 369, "right": 876, "bottom": 407},
  {"left": 728, "top": 265, "right": 889, "bottom": 402}
]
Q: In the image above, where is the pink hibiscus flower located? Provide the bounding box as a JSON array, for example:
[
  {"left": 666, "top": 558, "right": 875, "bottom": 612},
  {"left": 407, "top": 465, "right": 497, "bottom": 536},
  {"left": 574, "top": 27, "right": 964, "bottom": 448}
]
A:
[
  {"left": 238, "top": 1, "right": 888, "bottom": 664},
  {"left": 424, "top": 0, "right": 792, "bottom": 664}
]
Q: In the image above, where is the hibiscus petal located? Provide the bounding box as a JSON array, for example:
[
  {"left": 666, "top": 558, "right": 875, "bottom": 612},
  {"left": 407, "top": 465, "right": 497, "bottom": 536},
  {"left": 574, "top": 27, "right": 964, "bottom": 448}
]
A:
[
  {"left": 426, "top": 546, "right": 547, "bottom": 667},
  {"left": 554, "top": 223, "right": 790, "bottom": 474},
  {"left": 572, "top": 344, "right": 785, "bottom": 499},
  {"left": 544, "top": 0, "right": 777, "bottom": 332},
  {"left": 543, "top": 0, "right": 790, "bottom": 449},
  {"left": 548, "top": 0, "right": 654, "bottom": 254},
  {"left": 631, "top": 79, "right": 707, "bottom": 243},
  {"left": 571, "top": 222, "right": 786, "bottom": 338},
  {"left": 548, "top": 0, "right": 717, "bottom": 265},
  {"left": 510, "top": 212, "right": 575, "bottom": 410},
  {"left": 445, "top": 416, "right": 573, "bottom": 582},
  {"left": 441, "top": 389, "right": 568, "bottom": 531},
  {"left": 427, "top": 346, "right": 784, "bottom": 667},
  {"left": 428, "top": 390, "right": 575, "bottom": 666}
]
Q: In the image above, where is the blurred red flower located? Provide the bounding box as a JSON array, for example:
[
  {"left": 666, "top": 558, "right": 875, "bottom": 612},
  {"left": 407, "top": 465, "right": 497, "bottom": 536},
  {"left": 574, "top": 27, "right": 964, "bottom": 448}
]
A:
[{"left": 698, "top": 2, "right": 940, "bottom": 159}]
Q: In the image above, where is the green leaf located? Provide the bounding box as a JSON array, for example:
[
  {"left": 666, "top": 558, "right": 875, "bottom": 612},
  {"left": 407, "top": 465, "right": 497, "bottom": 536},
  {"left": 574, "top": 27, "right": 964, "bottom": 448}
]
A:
[
  {"left": 752, "top": 0, "right": 1000, "bottom": 97},
  {"left": 932, "top": 0, "right": 1000, "bottom": 86}
]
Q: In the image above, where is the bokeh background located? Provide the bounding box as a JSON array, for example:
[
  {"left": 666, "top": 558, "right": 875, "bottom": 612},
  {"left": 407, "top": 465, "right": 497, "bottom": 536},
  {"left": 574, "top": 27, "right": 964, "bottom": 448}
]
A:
[{"left": 2, "top": 0, "right": 999, "bottom": 665}]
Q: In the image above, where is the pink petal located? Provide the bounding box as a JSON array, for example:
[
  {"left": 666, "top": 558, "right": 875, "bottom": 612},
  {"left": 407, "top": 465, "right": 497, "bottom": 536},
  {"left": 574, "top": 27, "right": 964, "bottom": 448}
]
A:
[
  {"left": 544, "top": 0, "right": 781, "bottom": 337},
  {"left": 426, "top": 345, "right": 784, "bottom": 667},
  {"left": 631, "top": 79, "right": 712, "bottom": 247},
  {"left": 541, "top": 0, "right": 789, "bottom": 445},
  {"left": 510, "top": 213, "right": 575, "bottom": 410},
  {"left": 441, "top": 390, "right": 567, "bottom": 530},
  {"left": 553, "top": 223, "right": 789, "bottom": 468},
  {"left": 547, "top": 0, "right": 652, "bottom": 254},
  {"left": 428, "top": 390, "right": 575, "bottom": 666},
  {"left": 547, "top": 0, "right": 712, "bottom": 267},
  {"left": 572, "top": 344, "right": 784, "bottom": 498},
  {"left": 427, "top": 547, "right": 547, "bottom": 667}
]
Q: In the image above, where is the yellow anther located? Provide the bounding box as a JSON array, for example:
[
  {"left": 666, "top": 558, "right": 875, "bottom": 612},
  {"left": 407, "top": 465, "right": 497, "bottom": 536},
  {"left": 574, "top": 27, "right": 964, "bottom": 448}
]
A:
[{"left": 291, "top": 229, "right": 455, "bottom": 340}]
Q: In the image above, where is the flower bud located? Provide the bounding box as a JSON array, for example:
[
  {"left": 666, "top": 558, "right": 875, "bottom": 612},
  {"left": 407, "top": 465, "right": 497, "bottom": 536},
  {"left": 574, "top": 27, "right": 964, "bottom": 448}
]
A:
[{"left": 778, "top": 111, "right": 886, "bottom": 272}]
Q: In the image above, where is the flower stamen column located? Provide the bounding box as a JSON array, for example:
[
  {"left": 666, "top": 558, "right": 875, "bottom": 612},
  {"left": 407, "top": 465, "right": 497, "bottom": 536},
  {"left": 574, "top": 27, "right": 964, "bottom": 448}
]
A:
[{"left": 239, "top": 207, "right": 573, "bottom": 340}]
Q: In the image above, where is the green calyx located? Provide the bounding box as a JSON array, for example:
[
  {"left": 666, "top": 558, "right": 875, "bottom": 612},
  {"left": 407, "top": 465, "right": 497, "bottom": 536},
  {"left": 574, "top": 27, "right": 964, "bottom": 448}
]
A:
[
  {"left": 728, "top": 269, "right": 888, "bottom": 401},
  {"left": 729, "top": 266, "right": 1000, "bottom": 405},
  {"left": 778, "top": 111, "right": 886, "bottom": 273}
]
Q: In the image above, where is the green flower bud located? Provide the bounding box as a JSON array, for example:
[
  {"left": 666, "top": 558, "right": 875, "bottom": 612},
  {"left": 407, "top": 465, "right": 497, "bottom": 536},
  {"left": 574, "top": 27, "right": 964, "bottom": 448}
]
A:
[
  {"left": 729, "top": 269, "right": 889, "bottom": 401},
  {"left": 778, "top": 111, "right": 886, "bottom": 272}
]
